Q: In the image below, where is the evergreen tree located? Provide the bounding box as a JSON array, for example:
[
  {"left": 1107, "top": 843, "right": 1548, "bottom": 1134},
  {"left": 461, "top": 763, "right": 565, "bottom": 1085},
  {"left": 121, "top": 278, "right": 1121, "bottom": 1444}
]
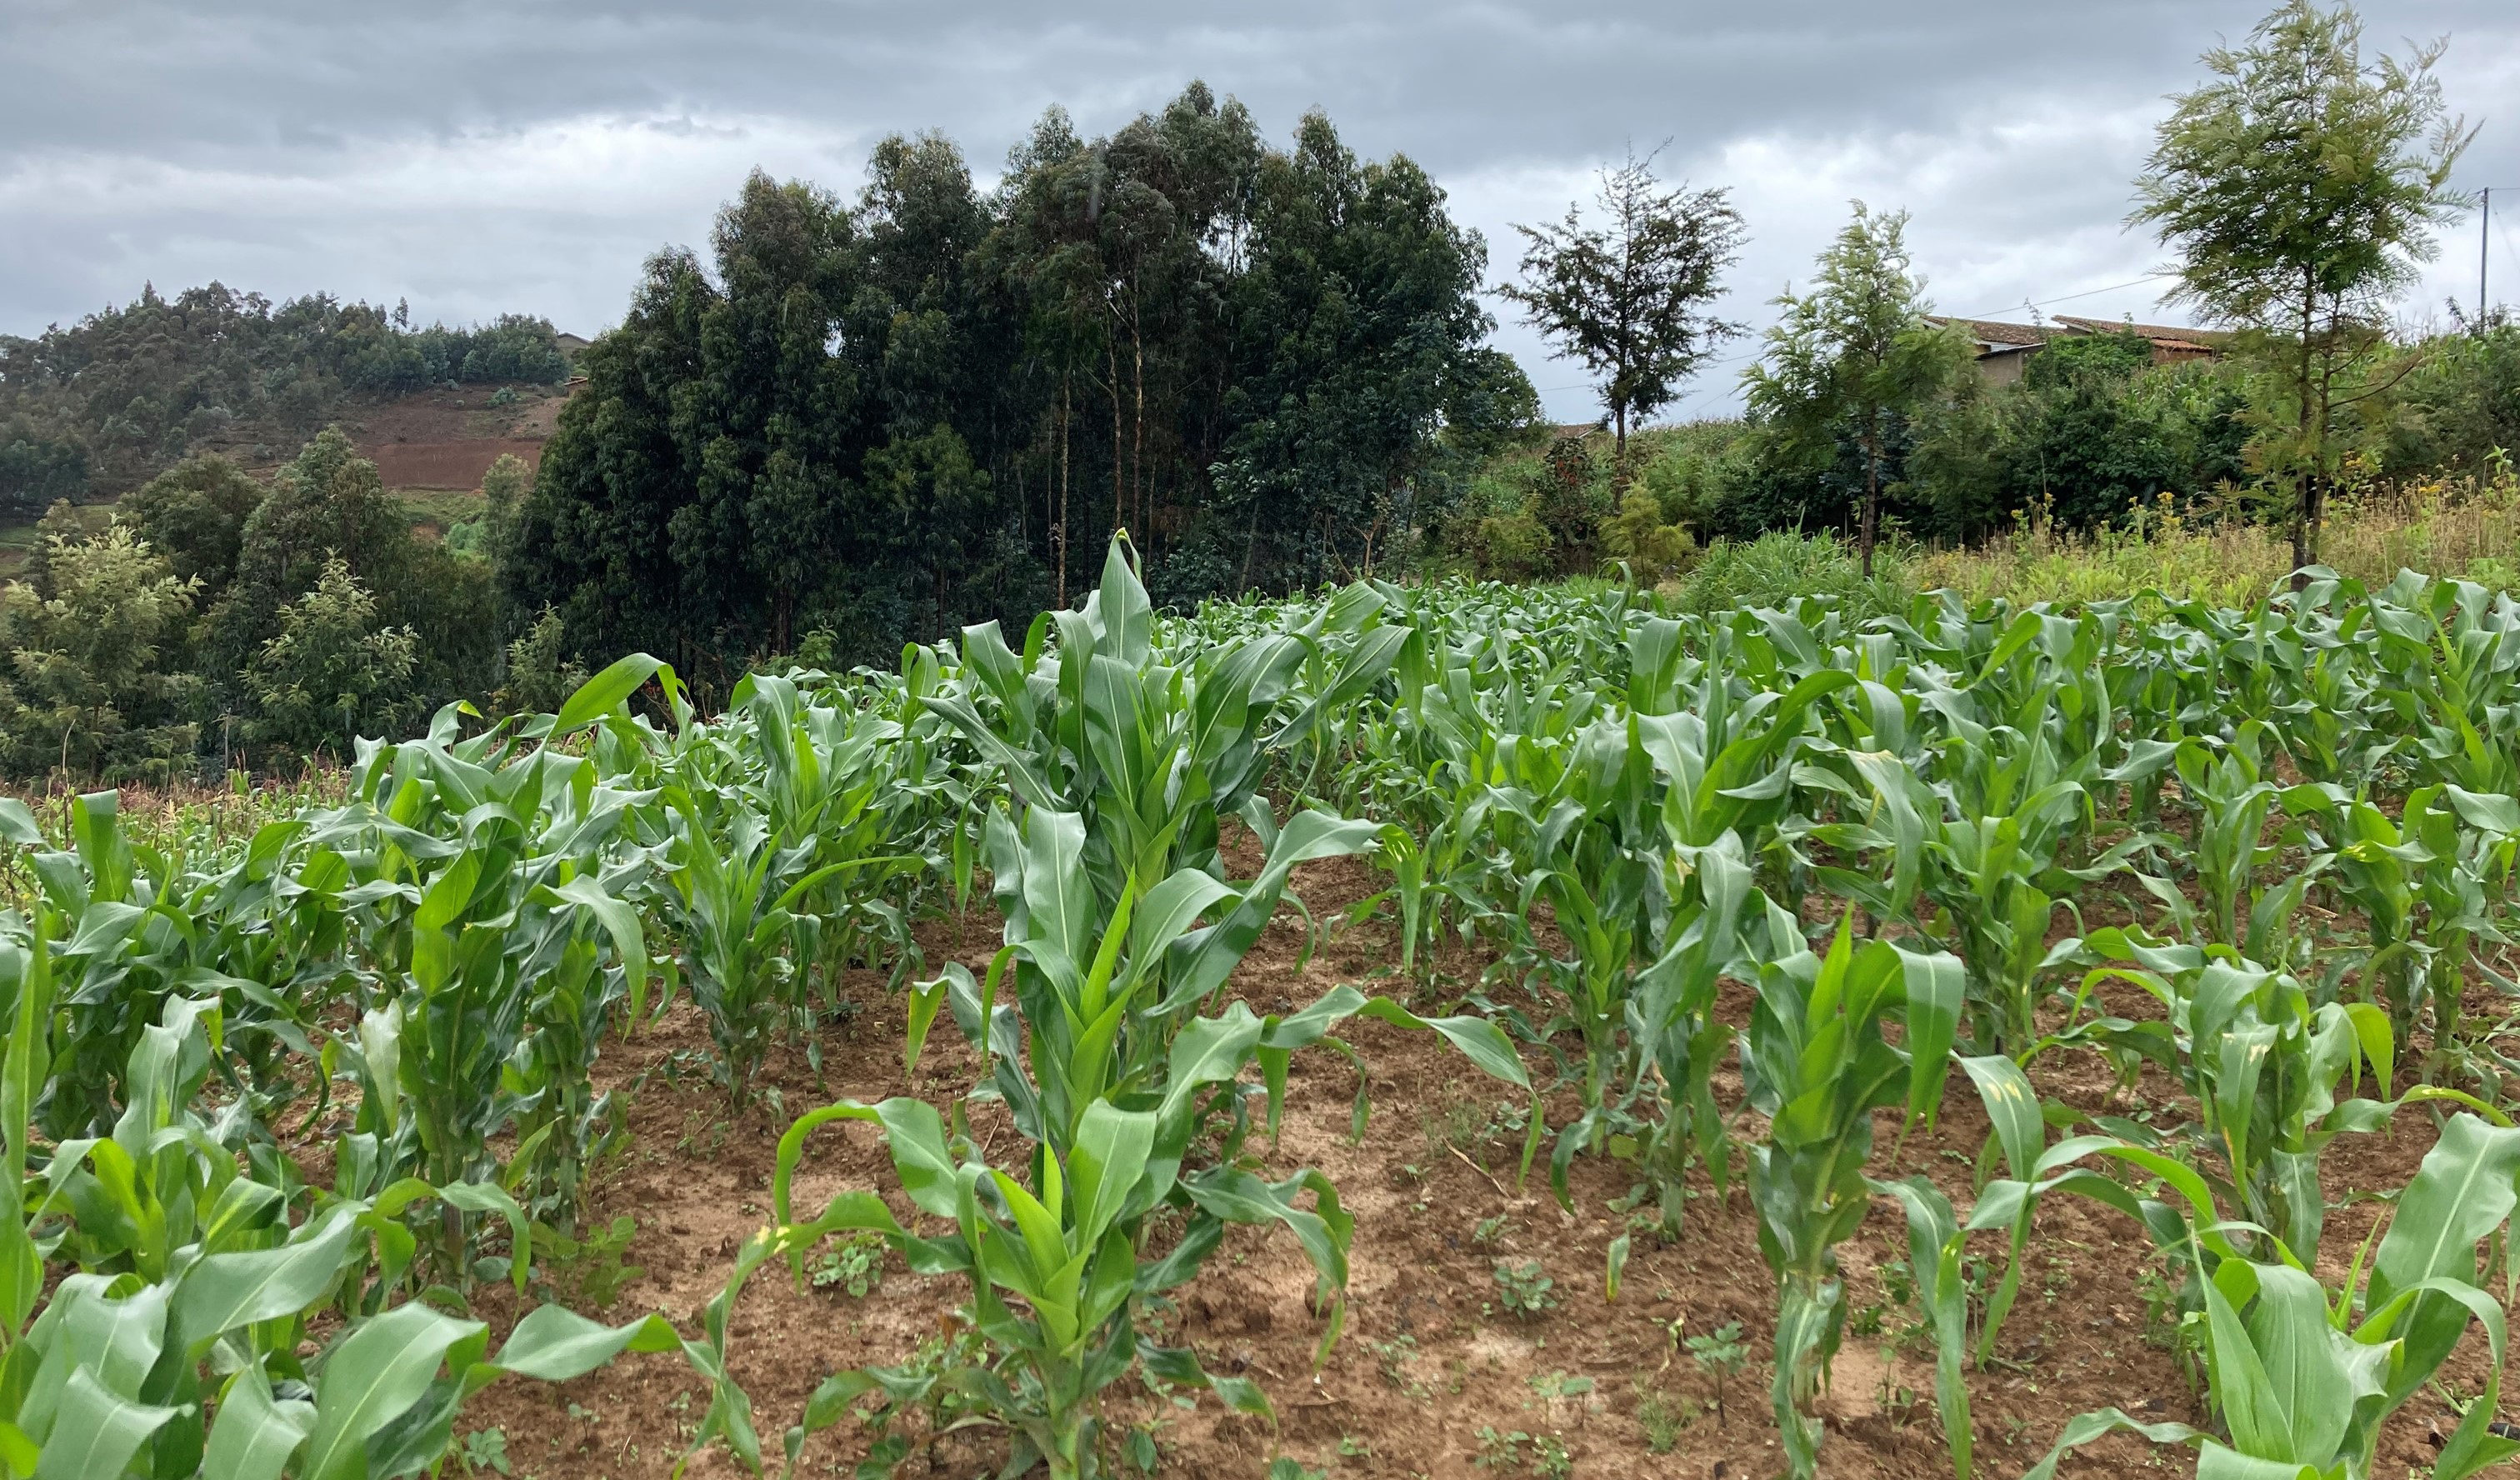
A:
[{"left": 1743, "top": 205, "right": 1970, "bottom": 575}]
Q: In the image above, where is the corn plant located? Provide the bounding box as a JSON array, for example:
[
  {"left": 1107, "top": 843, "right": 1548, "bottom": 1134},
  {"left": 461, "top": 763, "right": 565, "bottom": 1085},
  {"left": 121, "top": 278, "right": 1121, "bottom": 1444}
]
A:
[
  {"left": 2059, "top": 928, "right": 2406, "bottom": 1265},
  {"left": 925, "top": 535, "right": 1402, "bottom": 909},
  {"left": 1609, "top": 829, "right": 1762, "bottom": 1235},
  {"left": 652, "top": 779, "right": 903, "bottom": 1107},
  {"left": 0, "top": 931, "right": 685, "bottom": 1480},
  {"left": 2023, "top": 1112, "right": 2520, "bottom": 1480},
  {"left": 1742, "top": 913, "right": 1962, "bottom": 1480},
  {"left": 682, "top": 822, "right": 1526, "bottom": 1479}
]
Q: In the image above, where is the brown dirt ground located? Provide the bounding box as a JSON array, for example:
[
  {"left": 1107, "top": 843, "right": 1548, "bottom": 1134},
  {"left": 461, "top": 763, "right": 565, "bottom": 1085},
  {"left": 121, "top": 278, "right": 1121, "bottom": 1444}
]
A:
[
  {"left": 446, "top": 854, "right": 2518, "bottom": 1480},
  {"left": 349, "top": 381, "right": 567, "bottom": 490}
]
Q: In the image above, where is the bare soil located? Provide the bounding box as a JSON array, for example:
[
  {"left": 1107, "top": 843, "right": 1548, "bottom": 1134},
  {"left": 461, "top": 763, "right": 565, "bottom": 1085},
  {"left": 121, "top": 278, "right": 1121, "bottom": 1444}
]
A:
[
  {"left": 348, "top": 381, "right": 567, "bottom": 491},
  {"left": 455, "top": 858, "right": 2510, "bottom": 1480}
]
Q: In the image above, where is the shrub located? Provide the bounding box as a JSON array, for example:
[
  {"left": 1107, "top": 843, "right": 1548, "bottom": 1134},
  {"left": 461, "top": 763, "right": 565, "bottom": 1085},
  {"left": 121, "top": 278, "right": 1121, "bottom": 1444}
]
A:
[
  {"left": 242, "top": 555, "right": 418, "bottom": 758},
  {"left": 0, "top": 524, "right": 205, "bottom": 782},
  {"left": 1665, "top": 529, "right": 1915, "bottom": 618}
]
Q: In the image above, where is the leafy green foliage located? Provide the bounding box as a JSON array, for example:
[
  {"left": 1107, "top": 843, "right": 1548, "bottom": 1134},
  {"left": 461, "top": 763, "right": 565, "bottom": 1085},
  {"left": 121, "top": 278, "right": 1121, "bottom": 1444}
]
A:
[
  {"left": 241, "top": 556, "right": 418, "bottom": 758},
  {"left": 2132, "top": 0, "right": 2474, "bottom": 568},
  {"left": 0, "top": 524, "right": 204, "bottom": 782}
]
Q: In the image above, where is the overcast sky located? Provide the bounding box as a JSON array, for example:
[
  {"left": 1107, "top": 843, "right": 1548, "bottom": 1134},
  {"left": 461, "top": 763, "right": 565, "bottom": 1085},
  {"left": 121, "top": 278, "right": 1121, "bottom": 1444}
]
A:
[{"left": 7, "top": 1, "right": 2518, "bottom": 422}]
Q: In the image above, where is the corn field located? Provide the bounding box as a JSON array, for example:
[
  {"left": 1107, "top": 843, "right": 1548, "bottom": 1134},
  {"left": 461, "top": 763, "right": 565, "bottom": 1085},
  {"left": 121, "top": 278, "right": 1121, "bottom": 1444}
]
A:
[{"left": 5, "top": 536, "right": 2520, "bottom": 1480}]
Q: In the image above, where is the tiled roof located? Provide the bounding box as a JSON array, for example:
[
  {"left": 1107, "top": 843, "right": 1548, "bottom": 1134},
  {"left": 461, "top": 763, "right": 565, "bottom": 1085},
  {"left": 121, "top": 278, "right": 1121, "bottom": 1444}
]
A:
[
  {"left": 2051, "top": 315, "right": 2232, "bottom": 348},
  {"left": 1928, "top": 317, "right": 2058, "bottom": 348}
]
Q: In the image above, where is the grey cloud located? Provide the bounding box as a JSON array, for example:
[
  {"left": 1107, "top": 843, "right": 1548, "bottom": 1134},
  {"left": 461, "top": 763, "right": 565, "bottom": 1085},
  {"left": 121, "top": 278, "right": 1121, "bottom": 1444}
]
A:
[{"left": 5, "top": 1, "right": 2515, "bottom": 418}]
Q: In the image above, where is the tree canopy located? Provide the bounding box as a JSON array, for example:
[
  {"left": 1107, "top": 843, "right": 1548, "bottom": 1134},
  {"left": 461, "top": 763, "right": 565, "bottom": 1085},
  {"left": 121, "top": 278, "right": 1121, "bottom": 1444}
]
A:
[
  {"left": 1742, "top": 204, "right": 1970, "bottom": 575},
  {"left": 2132, "top": 0, "right": 2472, "bottom": 568},
  {"left": 510, "top": 85, "right": 1530, "bottom": 692},
  {"left": 1500, "top": 150, "right": 1746, "bottom": 459}
]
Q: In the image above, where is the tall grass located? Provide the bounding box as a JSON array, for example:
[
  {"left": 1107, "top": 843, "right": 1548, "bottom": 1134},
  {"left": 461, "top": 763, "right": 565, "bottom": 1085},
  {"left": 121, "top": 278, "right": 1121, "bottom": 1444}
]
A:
[{"left": 1910, "top": 464, "right": 2520, "bottom": 611}]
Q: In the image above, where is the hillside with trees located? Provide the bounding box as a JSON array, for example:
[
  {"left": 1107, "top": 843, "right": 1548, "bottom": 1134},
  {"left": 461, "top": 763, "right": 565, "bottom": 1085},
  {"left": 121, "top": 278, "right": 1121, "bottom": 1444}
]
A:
[
  {"left": 0, "top": 283, "right": 572, "bottom": 511},
  {"left": 5, "top": 34, "right": 2520, "bottom": 787}
]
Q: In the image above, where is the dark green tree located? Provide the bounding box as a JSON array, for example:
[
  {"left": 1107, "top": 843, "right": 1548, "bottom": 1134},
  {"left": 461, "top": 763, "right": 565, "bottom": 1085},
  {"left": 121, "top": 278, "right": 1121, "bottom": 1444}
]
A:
[
  {"left": 119, "top": 454, "right": 267, "bottom": 596},
  {"left": 1210, "top": 111, "right": 1528, "bottom": 592},
  {"left": 242, "top": 557, "right": 418, "bottom": 760},
  {"left": 1743, "top": 204, "right": 1970, "bottom": 575}
]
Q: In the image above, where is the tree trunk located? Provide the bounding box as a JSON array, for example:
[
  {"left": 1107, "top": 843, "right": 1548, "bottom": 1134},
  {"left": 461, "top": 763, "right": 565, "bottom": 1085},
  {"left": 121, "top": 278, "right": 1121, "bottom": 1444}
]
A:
[
  {"left": 1132, "top": 293, "right": 1147, "bottom": 551},
  {"left": 2291, "top": 279, "right": 2317, "bottom": 583},
  {"left": 1056, "top": 375, "right": 1071, "bottom": 608},
  {"left": 1109, "top": 338, "right": 1124, "bottom": 539},
  {"left": 1858, "top": 425, "right": 1882, "bottom": 580}
]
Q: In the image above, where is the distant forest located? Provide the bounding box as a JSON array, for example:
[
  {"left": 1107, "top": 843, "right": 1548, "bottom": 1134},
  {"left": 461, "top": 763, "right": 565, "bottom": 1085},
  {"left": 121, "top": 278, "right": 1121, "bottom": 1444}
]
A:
[
  {"left": 509, "top": 83, "right": 1534, "bottom": 689},
  {"left": 0, "top": 288, "right": 572, "bottom": 508}
]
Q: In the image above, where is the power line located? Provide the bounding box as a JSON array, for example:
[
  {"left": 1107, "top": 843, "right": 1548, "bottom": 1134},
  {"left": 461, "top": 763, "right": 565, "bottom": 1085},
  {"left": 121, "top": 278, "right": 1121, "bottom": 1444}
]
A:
[
  {"left": 1952, "top": 272, "right": 2177, "bottom": 324},
  {"left": 1532, "top": 345, "right": 1761, "bottom": 396}
]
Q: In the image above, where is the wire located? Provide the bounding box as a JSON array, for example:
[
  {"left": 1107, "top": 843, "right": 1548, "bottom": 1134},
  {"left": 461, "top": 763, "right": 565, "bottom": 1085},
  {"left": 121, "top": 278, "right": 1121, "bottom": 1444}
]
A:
[
  {"left": 1951, "top": 272, "right": 2177, "bottom": 324},
  {"left": 1532, "top": 344, "right": 1762, "bottom": 398}
]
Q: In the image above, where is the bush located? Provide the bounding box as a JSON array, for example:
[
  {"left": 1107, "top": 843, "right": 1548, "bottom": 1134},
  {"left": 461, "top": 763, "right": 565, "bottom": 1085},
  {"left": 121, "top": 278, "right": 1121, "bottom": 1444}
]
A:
[
  {"left": 1472, "top": 510, "right": 1557, "bottom": 582},
  {"left": 0, "top": 525, "right": 205, "bottom": 782},
  {"left": 1666, "top": 530, "right": 1916, "bottom": 619},
  {"left": 242, "top": 557, "right": 418, "bottom": 759},
  {"left": 497, "top": 607, "right": 588, "bottom": 717},
  {"left": 1600, "top": 490, "right": 1696, "bottom": 580}
]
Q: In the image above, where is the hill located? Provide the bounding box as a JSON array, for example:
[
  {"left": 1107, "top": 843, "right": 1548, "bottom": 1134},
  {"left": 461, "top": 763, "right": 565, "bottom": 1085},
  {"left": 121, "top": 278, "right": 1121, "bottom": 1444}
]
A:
[{"left": 0, "top": 280, "right": 577, "bottom": 514}]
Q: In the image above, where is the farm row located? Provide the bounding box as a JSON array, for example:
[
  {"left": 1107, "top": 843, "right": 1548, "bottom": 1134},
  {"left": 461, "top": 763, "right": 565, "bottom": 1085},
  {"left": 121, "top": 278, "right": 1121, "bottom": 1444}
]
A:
[{"left": 6, "top": 540, "right": 2520, "bottom": 1480}]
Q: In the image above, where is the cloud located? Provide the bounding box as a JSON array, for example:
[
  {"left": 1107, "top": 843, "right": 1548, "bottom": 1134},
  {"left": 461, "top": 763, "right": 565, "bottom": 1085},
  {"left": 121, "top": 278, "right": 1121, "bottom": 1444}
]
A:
[{"left": 5, "top": 0, "right": 2515, "bottom": 419}]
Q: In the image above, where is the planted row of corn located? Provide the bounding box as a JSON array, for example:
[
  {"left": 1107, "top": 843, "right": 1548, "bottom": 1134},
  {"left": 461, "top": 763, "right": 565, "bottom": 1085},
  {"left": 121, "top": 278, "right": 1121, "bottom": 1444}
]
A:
[{"left": 8, "top": 543, "right": 2520, "bottom": 1478}]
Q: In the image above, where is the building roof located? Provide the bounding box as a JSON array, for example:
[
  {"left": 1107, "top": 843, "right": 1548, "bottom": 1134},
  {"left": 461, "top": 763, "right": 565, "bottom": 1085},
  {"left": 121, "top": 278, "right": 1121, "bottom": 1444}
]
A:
[
  {"left": 1929, "top": 317, "right": 2060, "bottom": 348},
  {"left": 2050, "top": 315, "right": 2232, "bottom": 349}
]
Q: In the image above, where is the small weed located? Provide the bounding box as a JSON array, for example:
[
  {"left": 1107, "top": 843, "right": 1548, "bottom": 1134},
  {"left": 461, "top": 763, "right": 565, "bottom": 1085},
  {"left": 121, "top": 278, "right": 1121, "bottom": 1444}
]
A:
[
  {"left": 1532, "top": 1434, "right": 1572, "bottom": 1480},
  {"left": 1368, "top": 1331, "right": 1432, "bottom": 1399},
  {"left": 1472, "top": 1428, "right": 1526, "bottom": 1472},
  {"left": 1633, "top": 1386, "right": 1695, "bottom": 1452},
  {"left": 530, "top": 1216, "right": 642, "bottom": 1311},
  {"left": 459, "top": 1428, "right": 512, "bottom": 1476},
  {"left": 1474, "top": 1425, "right": 1570, "bottom": 1477},
  {"left": 808, "top": 1230, "right": 887, "bottom": 1298},
  {"left": 1686, "top": 1319, "right": 1748, "bottom": 1427},
  {"left": 1473, "top": 1212, "right": 1512, "bottom": 1248},
  {"left": 1492, "top": 1258, "right": 1557, "bottom": 1318}
]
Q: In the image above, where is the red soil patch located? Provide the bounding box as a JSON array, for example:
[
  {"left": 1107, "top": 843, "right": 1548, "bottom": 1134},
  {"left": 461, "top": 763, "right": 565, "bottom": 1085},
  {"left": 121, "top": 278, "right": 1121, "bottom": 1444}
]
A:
[{"left": 367, "top": 438, "right": 543, "bottom": 490}]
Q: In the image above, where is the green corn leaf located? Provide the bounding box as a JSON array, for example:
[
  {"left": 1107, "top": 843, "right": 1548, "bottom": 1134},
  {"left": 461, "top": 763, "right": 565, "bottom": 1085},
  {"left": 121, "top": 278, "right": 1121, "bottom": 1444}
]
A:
[
  {"left": 298, "top": 1302, "right": 483, "bottom": 1480},
  {"left": 552, "top": 652, "right": 667, "bottom": 732},
  {"left": 200, "top": 1364, "right": 313, "bottom": 1480},
  {"left": 30, "top": 1366, "right": 183, "bottom": 1480}
]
